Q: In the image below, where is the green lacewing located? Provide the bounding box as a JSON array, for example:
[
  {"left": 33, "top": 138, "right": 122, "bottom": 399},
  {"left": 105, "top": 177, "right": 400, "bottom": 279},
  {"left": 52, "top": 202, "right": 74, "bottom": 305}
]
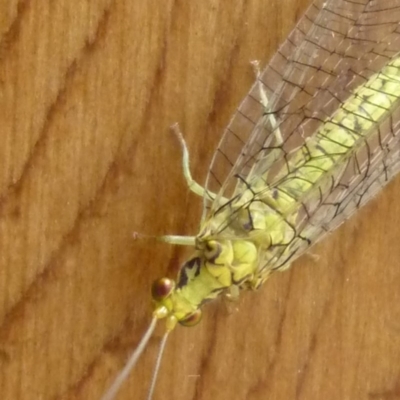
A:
[{"left": 103, "top": 0, "right": 400, "bottom": 399}]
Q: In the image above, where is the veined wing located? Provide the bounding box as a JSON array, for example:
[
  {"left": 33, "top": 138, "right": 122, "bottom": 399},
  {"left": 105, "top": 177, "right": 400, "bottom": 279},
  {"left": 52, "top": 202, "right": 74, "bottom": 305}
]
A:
[
  {"left": 263, "top": 107, "right": 400, "bottom": 273},
  {"left": 205, "top": 0, "right": 400, "bottom": 205},
  {"left": 202, "top": 0, "right": 400, "bottom": 245}
]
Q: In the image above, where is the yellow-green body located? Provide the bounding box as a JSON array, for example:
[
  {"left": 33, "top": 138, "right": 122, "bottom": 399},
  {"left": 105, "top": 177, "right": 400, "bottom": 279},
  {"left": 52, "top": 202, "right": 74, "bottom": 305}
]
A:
[{"left": 154, "top": 56, "right": 400, "bottom": 324}]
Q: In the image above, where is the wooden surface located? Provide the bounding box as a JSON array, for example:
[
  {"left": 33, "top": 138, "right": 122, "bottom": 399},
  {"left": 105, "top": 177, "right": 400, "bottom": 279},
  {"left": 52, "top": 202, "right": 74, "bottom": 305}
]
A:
[{"left": 1, "top": 1, "right": 400, "bottom": 400}]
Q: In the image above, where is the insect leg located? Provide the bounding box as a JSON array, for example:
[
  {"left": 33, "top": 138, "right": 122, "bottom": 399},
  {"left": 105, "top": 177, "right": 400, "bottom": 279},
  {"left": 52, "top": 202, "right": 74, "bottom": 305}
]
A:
[
  {"left": 133, "top": 231, "right": 196, "bottom": 246},
  {"left": 225, "top": 284, "right": 240, "bottom": 300},
  {"left": 250, "top": 60, "right": 283, "bottom": 145},
  {"left": 170, "top": 124, "right": 217, "bottom": 201},
  {"left": 158, "top": 234, "right": 196, "bottom": 246}
]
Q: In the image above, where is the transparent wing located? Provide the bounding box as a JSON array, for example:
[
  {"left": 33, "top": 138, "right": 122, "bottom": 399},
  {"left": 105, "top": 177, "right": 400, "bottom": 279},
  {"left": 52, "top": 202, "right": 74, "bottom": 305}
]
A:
[
  {"left": 205, "top": 0, "right": 400, "bottom": 204},
  {"left": 202, "top": 0, "right": 400, "bottom": 251},
  {"left": 262, "top": 110, "right": 400, "bottom": 273}
]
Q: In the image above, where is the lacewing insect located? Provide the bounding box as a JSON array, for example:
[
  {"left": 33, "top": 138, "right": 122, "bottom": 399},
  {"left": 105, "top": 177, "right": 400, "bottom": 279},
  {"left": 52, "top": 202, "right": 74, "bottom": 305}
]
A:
[{"left": 102, "top": 0, "right": 400, "bottom": 399}]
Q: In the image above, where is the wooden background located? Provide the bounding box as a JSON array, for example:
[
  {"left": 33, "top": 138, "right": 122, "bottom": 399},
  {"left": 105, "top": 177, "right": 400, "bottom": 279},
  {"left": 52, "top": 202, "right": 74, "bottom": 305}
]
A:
[{"left": 1, "top": 0, "right": 400, "bottom": 399}]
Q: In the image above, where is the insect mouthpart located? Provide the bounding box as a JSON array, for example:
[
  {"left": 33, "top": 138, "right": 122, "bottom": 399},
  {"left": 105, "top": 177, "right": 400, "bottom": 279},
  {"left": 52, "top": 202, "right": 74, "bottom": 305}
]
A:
[{"left": 151, "top": 277, "right": 203, "bottom": 328}]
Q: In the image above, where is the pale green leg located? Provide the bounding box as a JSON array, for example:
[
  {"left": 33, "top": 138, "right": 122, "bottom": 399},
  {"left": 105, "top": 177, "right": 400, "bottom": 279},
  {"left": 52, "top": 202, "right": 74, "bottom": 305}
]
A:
[
  {"left": 157, "top": 126, "right": 219, "bottom": 246},
  {"left": 170, "top": 123, "right": 217, "bottom": 201},
  {"left": 172, "top": 63, "right": 283, "bottom": 202},
  {"left": 133, "top": 232, "right": 196, "bottom": 246},
  {"left": 250, "top": 60, "right": 283, "bottom": 145},
  {"left": 225, "top": 284, "right": 240, "bottom": 300},
  {"left": 158, "top": 234, "right": 196, "bottom": 246},
  {"left": 220, "top": 285, "right": 241, "bottom": 315}
]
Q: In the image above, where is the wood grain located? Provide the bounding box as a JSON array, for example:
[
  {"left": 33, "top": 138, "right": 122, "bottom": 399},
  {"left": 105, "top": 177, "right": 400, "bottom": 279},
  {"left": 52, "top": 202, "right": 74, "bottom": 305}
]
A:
[{"left": 1, "top": 1, "right": 400, "bottom": 399}]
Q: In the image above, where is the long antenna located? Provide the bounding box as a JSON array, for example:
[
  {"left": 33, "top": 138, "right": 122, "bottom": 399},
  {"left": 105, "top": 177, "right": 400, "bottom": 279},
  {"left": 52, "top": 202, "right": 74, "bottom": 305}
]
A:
[
  {"left": 146, "top": 330, "right": 170, "bottom": 400},
  {"left": 101, "top": 316, "right": 158, "bottom": 400}
]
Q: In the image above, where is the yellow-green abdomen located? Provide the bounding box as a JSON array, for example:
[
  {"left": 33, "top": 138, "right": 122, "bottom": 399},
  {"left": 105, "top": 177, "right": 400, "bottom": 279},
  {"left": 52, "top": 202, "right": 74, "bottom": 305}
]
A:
[{"left": 272, "top": 56, "right": 400, "bottom": 212}]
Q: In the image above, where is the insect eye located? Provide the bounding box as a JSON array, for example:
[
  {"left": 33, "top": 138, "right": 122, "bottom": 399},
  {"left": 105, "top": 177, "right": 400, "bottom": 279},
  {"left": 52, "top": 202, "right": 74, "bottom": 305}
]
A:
[
  {"left": 151, "top": 277, "right": 175, "bottom": 301},
  {"left": 204, "top": 240, "right": 221, "bottom": 261},
  {"left": 179, "top": 309, "right": 202, "bottom": 327}
]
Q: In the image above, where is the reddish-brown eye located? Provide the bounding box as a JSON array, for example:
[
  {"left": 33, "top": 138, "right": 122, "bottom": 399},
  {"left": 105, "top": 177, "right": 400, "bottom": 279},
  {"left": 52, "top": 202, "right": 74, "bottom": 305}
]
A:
[
  {"left": 151, "top": 277, "right": 175, "bottom": 301},
  {"left": 179, "top": 309, "right": 202, "bottom": 327}
]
